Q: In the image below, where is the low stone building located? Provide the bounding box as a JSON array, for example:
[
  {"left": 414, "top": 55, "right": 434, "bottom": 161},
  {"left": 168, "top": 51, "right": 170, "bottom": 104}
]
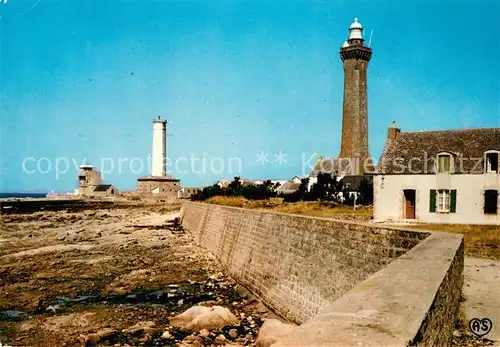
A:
[
  {"left": 177, "top": 187, "right": 202, "bottom": 199},
  {"left": 136, "top": 176, "right": 180, "bottom": 197},
  {"left": 92, "top": 184, "right": 119, "bottom": 196},
  {"left": 77, "top": 165, "right": 119, "bottom": 197},
  {"left": 374, "top": 124, "right": 500, "bottom": 224}
]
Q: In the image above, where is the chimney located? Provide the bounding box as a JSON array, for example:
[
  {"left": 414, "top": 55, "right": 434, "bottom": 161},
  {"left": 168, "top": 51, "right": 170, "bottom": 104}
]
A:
[{"left": 387, "top": 121, "right": 401, "bottom": 141}]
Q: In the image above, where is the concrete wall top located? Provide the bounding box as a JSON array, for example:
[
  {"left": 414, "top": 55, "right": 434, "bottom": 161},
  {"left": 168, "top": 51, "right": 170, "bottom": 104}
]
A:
[{"left": 274, "top": 232, "right": 464, "bottom": 346}]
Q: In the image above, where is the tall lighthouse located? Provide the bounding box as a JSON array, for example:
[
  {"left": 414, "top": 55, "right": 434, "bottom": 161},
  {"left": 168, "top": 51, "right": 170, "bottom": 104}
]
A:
[{"left": 338, "top": 18, "right": 373, "bottom": 173}]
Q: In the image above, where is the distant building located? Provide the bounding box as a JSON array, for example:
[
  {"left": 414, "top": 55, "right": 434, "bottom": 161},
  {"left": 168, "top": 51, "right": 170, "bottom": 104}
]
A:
[
  {"left": 177, "top": 187, "right": 202, "bottom": 199},
  {"left": 215, "top": 179, "right": 231, "bottom": 188},
  {"left": 269, "top": 180, "right": 288, "bottom": 191},
  {"left": 277, "top": 180, "right": 301, "bottom": 195},
  {"left": 77, "top": 165, "right": 118, "bottom": 197},
  {"left": 93, "top": 184, "right": 119, "bottom": 196},
  {"left": 374, "top": 125, "right": 500, "bottom": 224},
  {"left": 136, "top": 176, "right": 180, "bottom": 197},
  {"left": 291, "top": 175, "right": 307, "bottom": 184},
  {"left": 78, "top": 164, "right": 101, "bottom": 194}
]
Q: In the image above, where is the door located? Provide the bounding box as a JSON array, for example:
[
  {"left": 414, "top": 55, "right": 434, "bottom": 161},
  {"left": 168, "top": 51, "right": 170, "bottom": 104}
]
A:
[{"left": 403, "top": 189, "right": 416, "bottom": 219}]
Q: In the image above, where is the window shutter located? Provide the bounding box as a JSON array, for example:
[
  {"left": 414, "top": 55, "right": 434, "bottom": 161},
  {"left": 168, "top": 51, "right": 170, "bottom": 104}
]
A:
[
  {"left": 430, "top": 190, "right": 436, "bottom": 212},
  {"left": 484, "top": 190, "right": 499, "bottom": 214},
  {"left": 450, "top": 190, "right": 457, "bottom": 213}
]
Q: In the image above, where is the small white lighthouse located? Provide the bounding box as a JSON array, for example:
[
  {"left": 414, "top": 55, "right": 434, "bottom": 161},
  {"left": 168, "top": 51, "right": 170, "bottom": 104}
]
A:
[
  {"left": 136, "top": 117, "right": 181, "bottom": 199},
  {"left": 151, "top": 118, "right": 167, "bottom": 177}
]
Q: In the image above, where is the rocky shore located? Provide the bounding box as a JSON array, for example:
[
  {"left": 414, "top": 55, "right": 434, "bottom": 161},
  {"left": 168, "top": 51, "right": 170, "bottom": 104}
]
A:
[{"left": 0, "top": 201, "right": 274, "bottom": 346}]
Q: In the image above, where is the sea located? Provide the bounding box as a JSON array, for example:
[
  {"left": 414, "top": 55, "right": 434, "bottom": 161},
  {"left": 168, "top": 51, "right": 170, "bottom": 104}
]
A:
[{"left": 0, "top": 193, "right": 47, "bottom": 199}]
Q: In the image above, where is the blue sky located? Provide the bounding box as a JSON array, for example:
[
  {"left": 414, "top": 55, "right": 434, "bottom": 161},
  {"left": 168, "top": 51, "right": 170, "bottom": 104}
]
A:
[{"left": 1, "top": 0, "right": 499, "bottom": 192}]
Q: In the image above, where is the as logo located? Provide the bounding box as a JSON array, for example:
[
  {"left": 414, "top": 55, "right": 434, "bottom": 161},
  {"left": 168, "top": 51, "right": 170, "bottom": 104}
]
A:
[{"left": 469, "top": 318, "right": 493, "bottom": 338}]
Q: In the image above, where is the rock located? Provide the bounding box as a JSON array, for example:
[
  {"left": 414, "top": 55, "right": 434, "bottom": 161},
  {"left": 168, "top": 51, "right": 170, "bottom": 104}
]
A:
[
  {"left": 161, "top": 331, "right": 173, "bottom": 339},
  {"left": 97, "top": 328, "right": 118, "bottom": 340},
  {"left": 198, "top": 300, "right": 218, "bottom": 307},
  {"left": 139, "top": 333, "right": 152, "bottom": 343},
  {"left": 255, "top": 319, "right": 296, "bottom": 347},
  {"left": 46, "top": 305, "right": 60, "bottom": 313},
  {"left": 123, "top": 321, "right": 160, "bottom": 335},
  {"left": 183, "top": 335, "right": 202, "bottom": 343},
  {"left": 142, "top": 326, "right": 159, "bottom": 334},
  {"left": 80, "top": 333, "right": 100, "bottom": 346},
  {"left": 228, "top": 328, "right": 239, "bottom": 338},
  {"left": 214, "top": 334, "right": 226, "bottom": 345},
  {"left": 170, "top": 305, "right": 238, "bottom": 332},
  {"left": 199, "top": 329, "right": 210, "bottom": 338}
]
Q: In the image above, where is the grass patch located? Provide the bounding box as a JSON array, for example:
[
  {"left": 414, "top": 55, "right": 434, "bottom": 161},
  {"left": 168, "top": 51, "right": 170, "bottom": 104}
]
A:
[
  {"left": 402, "top": 224, "right": 500, "bottom": 260},
  {"left": 158, "top": 204, "right": 182, "bottom": 214},
  {"left": 204, "top": 196, "right": 372, "bottom": 219},
  {"left": 266, "top": 201, "right": 372, "bottom": 218},
  {"left": 205, "top": 196, "right": 283, "bottom": 209}
]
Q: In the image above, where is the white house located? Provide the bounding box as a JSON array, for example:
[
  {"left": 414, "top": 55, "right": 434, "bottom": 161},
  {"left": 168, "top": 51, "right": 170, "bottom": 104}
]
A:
[
  {"left": 215, "top": 179, "right": 231, "bottom": 188},
  {"left": 374, "top": 124, "right": 500, "bottom": 224}
]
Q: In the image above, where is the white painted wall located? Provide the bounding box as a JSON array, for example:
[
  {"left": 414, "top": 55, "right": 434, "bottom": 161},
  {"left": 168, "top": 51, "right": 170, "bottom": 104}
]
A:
[
  {"left": 152, "top": 119, "right": 167, "bottom": 177},
  {"left": 374, "top": 173, "right": 500, "bottom": 224}
]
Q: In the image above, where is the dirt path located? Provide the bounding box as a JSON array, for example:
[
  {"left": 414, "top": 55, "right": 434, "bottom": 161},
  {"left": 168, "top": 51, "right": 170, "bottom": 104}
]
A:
[{"left": 463, "top": 256, "right": 500, "bottom": 344}]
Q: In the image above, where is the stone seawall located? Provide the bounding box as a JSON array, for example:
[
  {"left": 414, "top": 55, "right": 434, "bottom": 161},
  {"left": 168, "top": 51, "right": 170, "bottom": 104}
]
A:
[
  {"left": 181, "top": 202, "right": 429, "bottom": 323},
  {"left": 181, "top": 202, "right": 464, "bottom": 346}
]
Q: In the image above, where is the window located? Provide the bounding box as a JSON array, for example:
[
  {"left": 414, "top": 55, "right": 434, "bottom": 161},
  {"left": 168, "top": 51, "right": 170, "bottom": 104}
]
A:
[
  {"left": 437, "top": 154, "right": 451, "bottom": 173},
  {"left": 437, "top": 190, "right": 450, "bottom": 212},
  {"left": 486, "top": 153, "right": 499, "bottom": 173},
  {"left": 430, "top": 189, "right": 457, "bottom": 213},
  {"left": 484, "top": 190, "right": 498, "bottom": 214}
]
